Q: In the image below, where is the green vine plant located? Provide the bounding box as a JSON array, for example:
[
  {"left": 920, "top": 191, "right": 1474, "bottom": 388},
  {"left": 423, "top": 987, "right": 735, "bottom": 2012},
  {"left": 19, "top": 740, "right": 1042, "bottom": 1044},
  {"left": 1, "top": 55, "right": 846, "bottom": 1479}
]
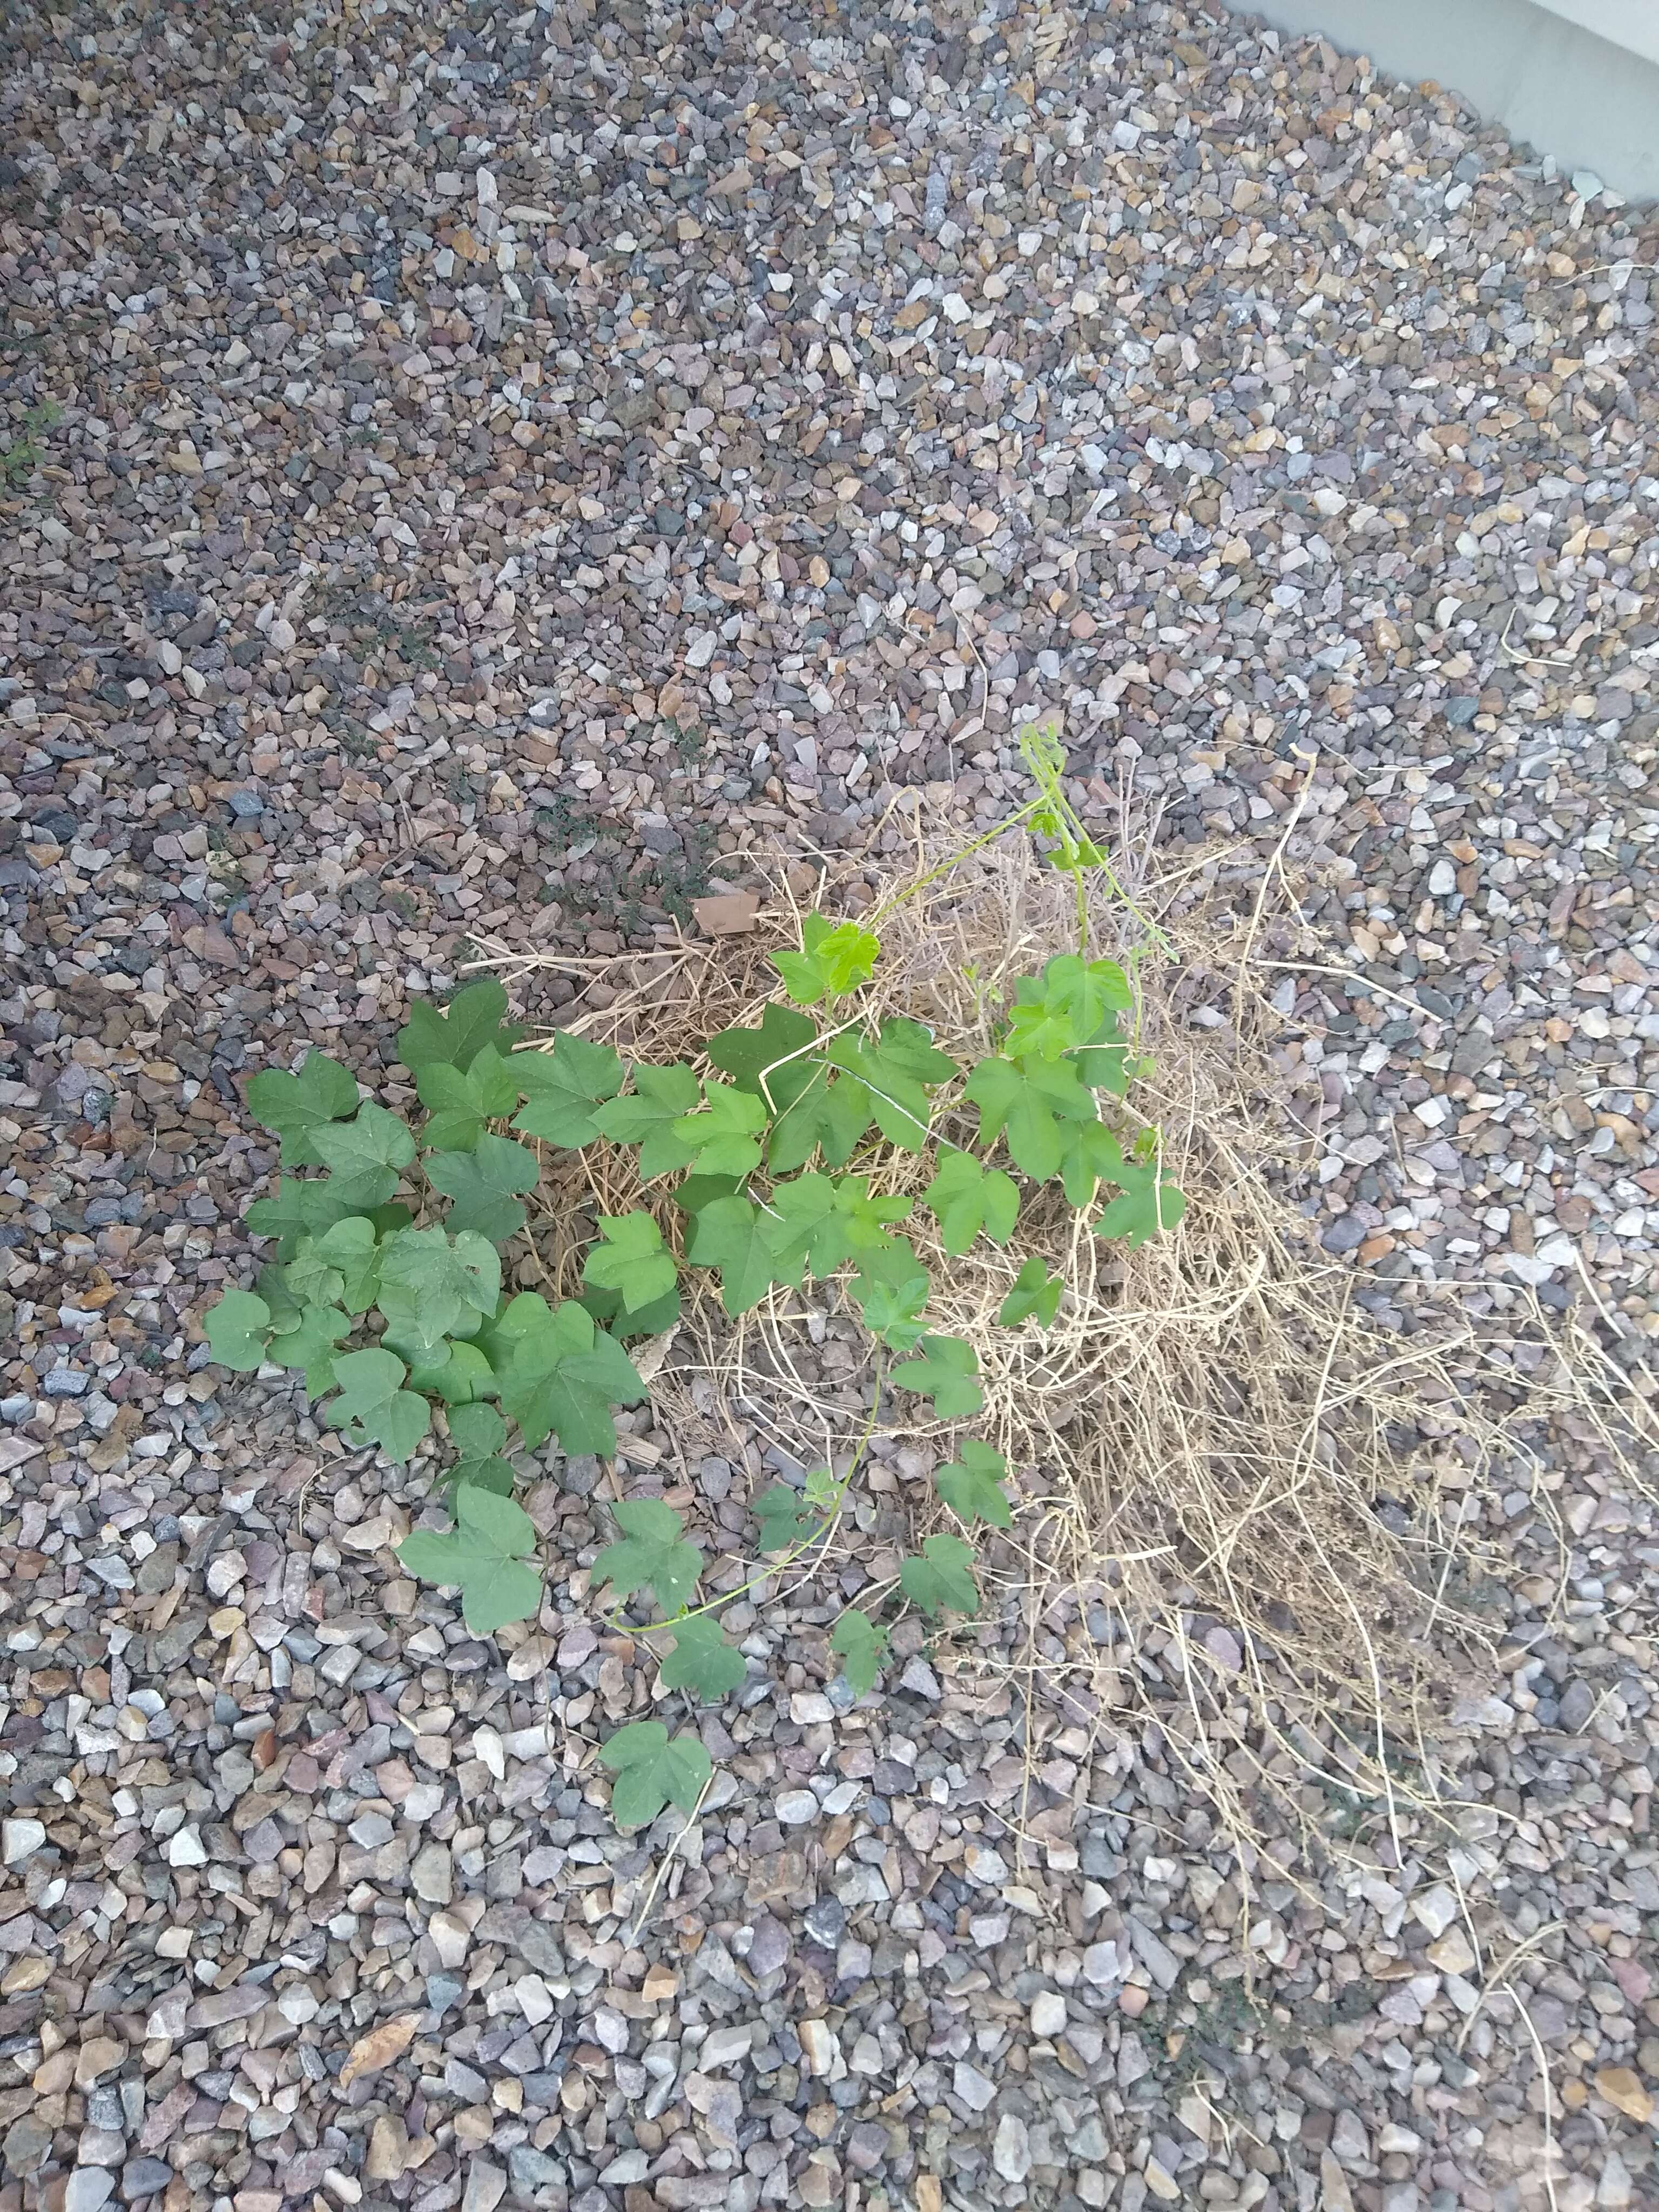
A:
[{"left": 204, "top": 725, "right": 1187, "bottom": 1831}]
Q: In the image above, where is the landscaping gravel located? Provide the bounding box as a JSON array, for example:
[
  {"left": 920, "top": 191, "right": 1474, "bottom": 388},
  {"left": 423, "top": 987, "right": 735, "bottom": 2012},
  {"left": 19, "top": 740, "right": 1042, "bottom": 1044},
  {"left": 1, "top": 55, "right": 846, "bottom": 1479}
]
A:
[{"left": 1, "top": 2, "right": 1656, "bottom": 2210}]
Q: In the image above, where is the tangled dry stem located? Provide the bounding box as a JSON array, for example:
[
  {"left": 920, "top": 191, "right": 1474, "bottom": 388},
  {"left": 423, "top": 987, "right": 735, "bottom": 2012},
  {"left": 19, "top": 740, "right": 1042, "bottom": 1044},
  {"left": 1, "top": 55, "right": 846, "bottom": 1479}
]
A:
[{"left": 473, "top": 820, "right": 1653, "bottom": 1887}]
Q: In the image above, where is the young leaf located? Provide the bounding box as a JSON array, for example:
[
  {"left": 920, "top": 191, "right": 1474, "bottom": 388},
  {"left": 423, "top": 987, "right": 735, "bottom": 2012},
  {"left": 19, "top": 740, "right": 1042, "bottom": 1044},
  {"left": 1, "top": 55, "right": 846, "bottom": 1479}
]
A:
[
  {"left": 317, "top": 1214, "right": 383, "bottom": 1313},
  {"left": 899, "top": 1532, "right": 981, "bottom": 1618},
  {"left": 204, "top": 1287, "right": 272, "bottom": 1371},
  {"left": 245, "top": 1050, "right": 359, "bottom": 1166},
  {"left": 397, "top": 1485, "right": 542, "bottom": 1636},
  {"left": 448, "top": 1401, "right": 508, "bottom": 1460},
  {"left": 416, "top": 1044, "right": 523, "bottom": 1151},
  {"left": 770, "top": 912, "right": 880, "bottom": 1006},
  {"left": 267, "top": 1302, "right": 352, "bottom": 1399},
  {"left": 936, "top": 1438, "right": 1012, "bottom": 1529},
  {"left": 1054, "top": 1117, "right": 1126, "bottom": 1210},
  {"left": 707, "top": 1001, "right": 818, "bottom": 1097},
  {"left": 997, "top": 1256, "right": 1063, "bottom": 1329},
  {"left": 891, "top": 1333, "right": 984, "bottom": 1418},
  {"left": 377, "top": 1227, "right": 501, "bottom": 1352},
  {"left": 752, "top": 1482, "right": 822, "bottom": 1554},
  {"left": 1003, "top": 955, "right": 1134, "bottom": 1063},
  {"left": 286, "top": 1215, "right": 380, "bottom": 1315},
  {"left": 963, "top": 1053, "right": 1091, "bottom": 1182},
  {"left": 512, "top": 1031, "right": 625, "bottom": 1148},
  {"left": 831, "top": 1609, "right": 888, "bottom": 1697},
  {"left": 591, "top": 1063, "right": 702, "bottom": 1179},
  {"left": 396, "top": 1336, "right": 496, "bottom": 1406},
  {"left": 831, "top": 1174, "right": 913, "bottom": 1262},
  {"left": 659, "top": 1614, "right": 746, "bottom": 1702},
  {"left": 687, "top": 1195, "right": 795, "bottom": 1316},
  {"left": 591, "top": 1498, "right": 703, "bottom": 1616},
  {"left": 484, "top": 1293, "right": 647, "bottom": 1455},
  {"left": 325, "top": 1347, "right": 431, "bottom": 1462},
  {"left": 583, "top": 1211, "right": 677, "bottom": 1316},
  {"left": 672, "top": 1079, "right": 768, "bottom": 1177},
  {"left": 1019, "top": 717, "right": 1067, "bottom": 781},
  {"left": 763, "top": 1170, "right": 851, "bottom": 1278},
  {"left": 600, "top": 1721, "right": 712, "bottom": 1829},
  {"left": 923, "top": 1150, "right": 1020, "bottom": 1255},
  {"left": 397, "top": 977, "right": 524, "bottom": 1074},
  {"left": 309, "top": 1101, "right": 416, "bottom": 1210},
  {"left": 246, "top": 1174, "right": 366, "bottom": 1259},
  {"left": 851, "top": 1243, "right": 932, "bottom": 1351},
  {"left": 1096, "top": 1163, "right": 1188, "bottom": 1249},
  {"left": 425, "top": 1132, "right": 539, "bottom": 1243}
]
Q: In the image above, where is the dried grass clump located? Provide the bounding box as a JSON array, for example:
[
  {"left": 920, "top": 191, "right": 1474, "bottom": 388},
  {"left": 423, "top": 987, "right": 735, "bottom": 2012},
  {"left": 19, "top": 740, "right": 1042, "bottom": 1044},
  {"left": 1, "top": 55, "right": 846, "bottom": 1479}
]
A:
[{"left": 476, "top": 813, "right": 1652, "bottom": 1871}]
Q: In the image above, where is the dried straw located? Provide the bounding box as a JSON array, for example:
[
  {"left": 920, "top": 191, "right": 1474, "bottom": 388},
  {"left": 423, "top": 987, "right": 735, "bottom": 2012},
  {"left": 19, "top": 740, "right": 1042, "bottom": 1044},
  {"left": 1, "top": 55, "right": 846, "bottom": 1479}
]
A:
[{"left": 471, "top": 815, "right": 1653, "bottom": 1883}]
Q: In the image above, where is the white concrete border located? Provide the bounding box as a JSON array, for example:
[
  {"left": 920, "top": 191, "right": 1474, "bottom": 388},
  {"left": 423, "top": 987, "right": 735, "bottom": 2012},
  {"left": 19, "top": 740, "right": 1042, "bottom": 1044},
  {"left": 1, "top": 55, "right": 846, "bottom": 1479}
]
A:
[{"left": 1225, "top": 0, "right": 1659, "bottom": 202}]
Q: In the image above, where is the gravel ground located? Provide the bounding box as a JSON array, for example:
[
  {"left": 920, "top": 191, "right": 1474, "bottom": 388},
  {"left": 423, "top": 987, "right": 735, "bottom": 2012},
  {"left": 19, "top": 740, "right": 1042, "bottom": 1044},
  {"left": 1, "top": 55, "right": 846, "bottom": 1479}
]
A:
[{"left": 2, "top": 3, "right": 1658, "bottom": 2210}]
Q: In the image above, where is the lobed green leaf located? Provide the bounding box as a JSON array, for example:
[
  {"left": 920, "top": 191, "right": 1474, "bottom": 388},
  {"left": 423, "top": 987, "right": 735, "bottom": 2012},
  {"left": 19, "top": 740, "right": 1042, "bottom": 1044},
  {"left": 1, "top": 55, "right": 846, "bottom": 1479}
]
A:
[{"left": 600, "top": 1721, "right": 712, "bottom": 1828}]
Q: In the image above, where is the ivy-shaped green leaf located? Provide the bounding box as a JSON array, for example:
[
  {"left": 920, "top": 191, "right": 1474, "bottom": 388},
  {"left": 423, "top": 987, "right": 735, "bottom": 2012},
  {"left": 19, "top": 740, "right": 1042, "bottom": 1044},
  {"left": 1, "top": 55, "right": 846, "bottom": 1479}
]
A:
[
  {"left": 591, "top": 1063, "right": 701, "bottom": 1179},
  {"left": 687, "top": 1195, "right": 795, "bottom": 1316},
  {"left": 267, "top": 1302, "right": 352, "bottom": 1399},
  {"left": 325, "top": 1347, "right": 431, "bottom": 1462},
  {"left": 766, "top": 1062, "right": 874, "bottom": 1175},
  {"left": 659, "top": 1614, "right": 746, "bottom": 1702},
  {"left": 899, "top": 1532, "right": 981, "bottom": 1618},
  {"left": 397, "top": 977, "right": 524, "bottom": 1074},
  {"left": 583, "top": 1211, "right": 677, "bottom": 1316},
  {"left": 398, "top": 1485, "right": 542, "bottom": 1636},
  {"left": 891, "top": 1333, "right": 984, "bottom": 1418},
  {"left": 672, "top": 1079, "right": 768, "bottom": 1177},
  {"left": 309, "top": 1101, "right": 416, "bottom": 1211},
  {"left": 600, "top": 1721, "right": 712, "bottom": 1829},
  {"left": 376, "top": 1226, "right": 500, "bottom": 1353},
  {"left": 923, "top": 1150, "right": 1020, "bottom": 1255},
  {"left": 763, "top": 1170, "right": 851, "bottom": 1279},
  {"left": 675, "top": 1171, "right": 746, "bottom": 1218},
  {"left": 246, "top": 1174, "right": 366, "bottom": 1259},
  {"left": 416, "top": 1044, "right": 523, "bottom": 1151},
  {"left": 831, "top": 1175, "right": 913, "bottom": 1263},
  {"left": 579, "top": 1279, "right": 683, "bottom": 1340},
  {"left": 752, "top": 1482, "right": 822, "bottom": 1554},
  {"left": 512, "top": 1030, "right": 625, "bottom": 1148},
  {"left": 245, "top": 1050, "right": 359, "bottom": 1166},
  {"left": 831, "top": 1609, "right": 888, "bottom": 1697},
  {"left": 708, "top": 1002, "right": 819, "bottom": 1090},
  {"left": 591, "top": 1498, "right": 703, "bottom": 1616},
  {"left": 441, "top": 1454, "right": 516, "bottom": 1499},
  {"left": 449, "top": 1402, "right": 508, "bottom": 1460},
  {"left": 997, "top": 1256, "right": 1063, "bottom": 1329},
  {"left": 936, "top": 1438, "right": 1012, "bottom": 1529},
  {"left": 851, "top": 1243, "right": 932, "bottom": 1351},
  {"left": 963, "top": 1053, "right": 1091, "bottom": 1182},
  {"left": 826, "top": 1019, "right": 953, "bottom": 1151},
  {"left": 204, "top": 1287, "right": 272, "bottom": 1371},
  {"left": 770, "top": 912, "right": 881, "bottom": 1006},
  {"left": 483, "top": 1293, "right": 647, "bottom": 1455},
  {"left": 1096, "top": 1162, "right": 1188, "bottom": 1249},
  {"left": 425, "top": 1133, "right": 538, "bottom": 1243}
]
